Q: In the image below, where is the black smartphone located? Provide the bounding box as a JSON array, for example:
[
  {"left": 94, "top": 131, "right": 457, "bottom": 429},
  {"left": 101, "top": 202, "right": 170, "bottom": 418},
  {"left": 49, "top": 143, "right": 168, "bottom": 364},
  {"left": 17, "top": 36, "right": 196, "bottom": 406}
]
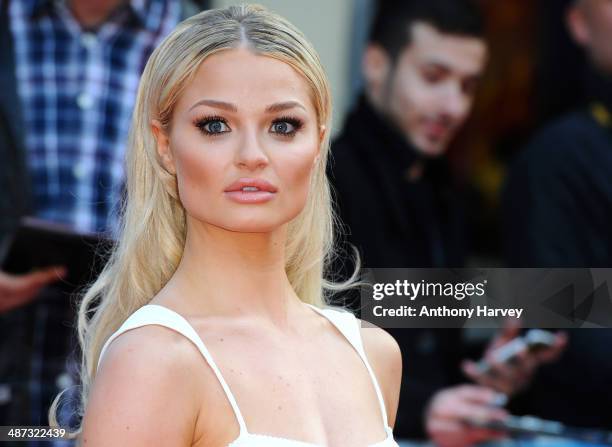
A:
[{"left": 0, "top": 217, "right": 113, "bottom": 289}]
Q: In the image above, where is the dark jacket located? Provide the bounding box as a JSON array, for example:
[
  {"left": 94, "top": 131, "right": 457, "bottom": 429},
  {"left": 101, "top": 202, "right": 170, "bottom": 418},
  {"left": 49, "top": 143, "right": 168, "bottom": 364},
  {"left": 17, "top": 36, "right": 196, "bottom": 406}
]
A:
[
  {"left": 329, "top": 96, "right": 467, "bottom": 270},
  {"left": 503, "top": 70, "right": 612, "bottom": 429},
  {"left": 504, "top": 70, "right": 612, "bottom": 268},
  {"left": 328, "top": 96, "right": 466, "bottom": 439}
]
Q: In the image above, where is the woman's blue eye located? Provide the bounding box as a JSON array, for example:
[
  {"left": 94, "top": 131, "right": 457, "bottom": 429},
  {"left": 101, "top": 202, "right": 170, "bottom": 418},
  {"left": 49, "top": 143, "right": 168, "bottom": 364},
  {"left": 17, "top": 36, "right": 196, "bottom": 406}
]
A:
[
  {"left": 270, "top": 118, "right": 303, "bottom": 136},
  {"left": 272, "top": 121, "right": 292, "bottom": 134},
  {"left": 195, "top": 116, "right": 230, "bottom": 135},
  {"left": 204, "top": 120, "right": 229, "bottom": 134}
]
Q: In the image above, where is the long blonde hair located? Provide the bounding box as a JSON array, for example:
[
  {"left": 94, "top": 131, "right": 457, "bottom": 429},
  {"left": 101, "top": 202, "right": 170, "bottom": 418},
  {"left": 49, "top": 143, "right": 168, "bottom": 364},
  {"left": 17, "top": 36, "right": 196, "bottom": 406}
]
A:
[{"left": 49, "top": 3, "right": 360, "bottom": 437}]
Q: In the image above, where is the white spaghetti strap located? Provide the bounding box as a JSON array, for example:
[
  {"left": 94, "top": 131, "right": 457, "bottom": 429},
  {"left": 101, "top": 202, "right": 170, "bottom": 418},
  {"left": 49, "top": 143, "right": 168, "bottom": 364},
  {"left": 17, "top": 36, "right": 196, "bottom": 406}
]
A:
[
  {"left": 97, "top": 304, "right": 248, "bottom": 435},
  {"left": 305, "top": 304, "right": 390, "bottom": 429}
]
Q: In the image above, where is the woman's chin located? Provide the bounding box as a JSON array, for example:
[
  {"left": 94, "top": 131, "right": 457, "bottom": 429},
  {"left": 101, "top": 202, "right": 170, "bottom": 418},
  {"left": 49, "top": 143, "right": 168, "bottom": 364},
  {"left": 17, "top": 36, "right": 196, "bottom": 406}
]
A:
[{"left": 217, "top": 219, "right": 285, "bottom": 234}]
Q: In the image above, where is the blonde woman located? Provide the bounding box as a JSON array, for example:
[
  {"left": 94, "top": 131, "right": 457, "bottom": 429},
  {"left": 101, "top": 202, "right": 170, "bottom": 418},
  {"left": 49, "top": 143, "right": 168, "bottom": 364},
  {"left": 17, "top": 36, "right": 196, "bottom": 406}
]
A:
[{"left": 51, "top": 4, "right": 402, "bottom": 446}]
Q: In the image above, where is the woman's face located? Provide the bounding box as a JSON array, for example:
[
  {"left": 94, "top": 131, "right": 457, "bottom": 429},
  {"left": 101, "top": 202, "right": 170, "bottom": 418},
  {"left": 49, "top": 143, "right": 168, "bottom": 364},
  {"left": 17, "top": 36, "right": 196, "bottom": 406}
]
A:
[{"left": 152, "top": 48, "right": 321, "bottom": 233}]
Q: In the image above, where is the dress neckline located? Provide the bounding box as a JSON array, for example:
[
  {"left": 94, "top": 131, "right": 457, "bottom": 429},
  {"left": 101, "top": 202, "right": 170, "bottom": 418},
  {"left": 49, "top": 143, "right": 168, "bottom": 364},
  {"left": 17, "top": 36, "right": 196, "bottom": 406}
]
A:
[{"left": 134, "top": 303, "right": 397, "bottom": 446}]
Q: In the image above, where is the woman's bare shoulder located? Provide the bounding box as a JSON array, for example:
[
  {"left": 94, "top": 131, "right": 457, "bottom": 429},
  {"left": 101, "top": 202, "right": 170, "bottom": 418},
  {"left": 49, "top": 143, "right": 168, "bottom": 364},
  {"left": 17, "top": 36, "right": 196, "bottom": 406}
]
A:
[
  {"left": 358, "top": 319, "right": 402, "bottom": 428},
  {"left": 81, "top": 325, "right": 204, "bottom": 446}
]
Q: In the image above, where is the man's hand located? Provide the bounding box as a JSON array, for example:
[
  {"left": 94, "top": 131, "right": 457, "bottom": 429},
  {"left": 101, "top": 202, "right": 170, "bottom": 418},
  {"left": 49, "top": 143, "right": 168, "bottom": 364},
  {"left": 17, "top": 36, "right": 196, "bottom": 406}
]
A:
[
  {"left": 462, "top": 320, "right": 567, "bottom": 395},
  {"left": 0, "top": 266, "right": 66, "bottom": 314},
  {"left": 425, "top": 385, "right": 508, "bottom": 447}
]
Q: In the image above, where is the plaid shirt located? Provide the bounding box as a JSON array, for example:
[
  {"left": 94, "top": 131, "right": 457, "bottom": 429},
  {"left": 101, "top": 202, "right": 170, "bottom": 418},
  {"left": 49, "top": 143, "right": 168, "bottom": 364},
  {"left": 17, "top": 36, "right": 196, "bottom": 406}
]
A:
[
  {"left": 4, "top": 1, "right": 182, "bottom": 444},
  {"left": 10, "top": 0, "right": 181, "bottom": 235}
]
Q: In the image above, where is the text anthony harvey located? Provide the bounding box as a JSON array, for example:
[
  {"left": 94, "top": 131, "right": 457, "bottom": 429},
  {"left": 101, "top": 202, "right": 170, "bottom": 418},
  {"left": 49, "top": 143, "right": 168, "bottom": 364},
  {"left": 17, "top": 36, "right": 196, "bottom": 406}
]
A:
[{"left": 373, "top": 305, "right": 524, "bottom": 319}]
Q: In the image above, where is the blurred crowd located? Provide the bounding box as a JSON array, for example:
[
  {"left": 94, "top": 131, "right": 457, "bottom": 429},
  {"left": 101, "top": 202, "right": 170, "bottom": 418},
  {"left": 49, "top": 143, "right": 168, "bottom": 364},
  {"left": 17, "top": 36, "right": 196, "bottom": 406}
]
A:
[{"left": 1, "top": 0, "right": 611, "bottom": 446}]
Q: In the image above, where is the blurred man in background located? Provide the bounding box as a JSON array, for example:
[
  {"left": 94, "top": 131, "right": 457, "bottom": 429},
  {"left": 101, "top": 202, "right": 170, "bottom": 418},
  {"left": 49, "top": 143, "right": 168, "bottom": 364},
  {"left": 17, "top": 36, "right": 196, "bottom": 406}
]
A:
[
  {"left": 330, "top": 1, "right": 566, "bottom": 445},
  {"left": 331, "top": 0, "right": 493, "bottom": 444},
  {"left": 0, "top": 0, "right": 200, "bottom": 437},
  {"left": 503, "top": 0, "right": 612, "bottom": 430}
]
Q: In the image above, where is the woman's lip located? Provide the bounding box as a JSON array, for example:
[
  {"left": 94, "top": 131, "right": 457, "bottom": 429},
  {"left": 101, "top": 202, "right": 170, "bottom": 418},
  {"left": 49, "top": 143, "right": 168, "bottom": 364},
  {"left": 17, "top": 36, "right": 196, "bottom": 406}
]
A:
[
  {"left": 224, "top": 190, "right": 276, "bottom": 204},
  {"left": 224, "top": 177, "right": 278, "bottom": 193}
]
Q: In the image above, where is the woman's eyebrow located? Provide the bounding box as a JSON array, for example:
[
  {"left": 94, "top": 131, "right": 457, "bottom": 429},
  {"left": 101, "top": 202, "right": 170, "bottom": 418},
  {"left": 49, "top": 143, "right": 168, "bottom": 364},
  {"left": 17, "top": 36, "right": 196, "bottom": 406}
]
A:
[
  {"left": 265, "top": 101, "right": 306, "bottom": 113},
  {"left": 189, "top": 99, "right": 237, "bottom": 112}
]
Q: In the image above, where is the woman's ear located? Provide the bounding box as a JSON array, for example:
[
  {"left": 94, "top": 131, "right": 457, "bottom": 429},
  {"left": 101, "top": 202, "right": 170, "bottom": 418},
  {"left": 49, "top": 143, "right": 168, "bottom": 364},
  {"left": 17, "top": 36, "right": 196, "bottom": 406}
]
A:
[
  {"left": 314, "top": 124, "right": 326, "bottom": 167},
  {"left": 151, "top": 119, "right": 176, "bottom": 174}
]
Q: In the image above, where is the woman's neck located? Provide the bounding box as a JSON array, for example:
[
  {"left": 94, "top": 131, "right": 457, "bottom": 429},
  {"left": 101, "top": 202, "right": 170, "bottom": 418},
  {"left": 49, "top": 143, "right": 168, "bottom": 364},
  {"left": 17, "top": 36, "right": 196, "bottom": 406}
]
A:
[{"left": 159, "top": 221, "right": 301, "bottom": 325}]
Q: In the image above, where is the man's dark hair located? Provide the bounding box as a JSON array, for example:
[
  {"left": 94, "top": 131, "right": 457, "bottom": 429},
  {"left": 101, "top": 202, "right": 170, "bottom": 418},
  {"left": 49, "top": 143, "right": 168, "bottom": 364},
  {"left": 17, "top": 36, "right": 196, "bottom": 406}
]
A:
[{"left": 369, "top": 0, "right": 485, "bottom": 61}]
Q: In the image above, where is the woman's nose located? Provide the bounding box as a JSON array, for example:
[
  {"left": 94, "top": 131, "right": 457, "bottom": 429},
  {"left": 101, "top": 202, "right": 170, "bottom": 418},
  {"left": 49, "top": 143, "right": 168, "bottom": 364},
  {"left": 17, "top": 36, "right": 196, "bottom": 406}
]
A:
[{"left": 234, "top": 128, "right": 269, "bottom": 170}]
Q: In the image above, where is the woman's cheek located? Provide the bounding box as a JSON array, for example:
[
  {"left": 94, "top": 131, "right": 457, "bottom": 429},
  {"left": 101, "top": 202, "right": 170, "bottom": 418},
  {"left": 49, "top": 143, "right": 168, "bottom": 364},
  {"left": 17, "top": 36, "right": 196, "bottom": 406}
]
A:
[
  {"left": 174, "top": 145, "right": 221, "bottom": 216},
  {"left": 279, "top": 144, "right": 317, "bottom": 211}
]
